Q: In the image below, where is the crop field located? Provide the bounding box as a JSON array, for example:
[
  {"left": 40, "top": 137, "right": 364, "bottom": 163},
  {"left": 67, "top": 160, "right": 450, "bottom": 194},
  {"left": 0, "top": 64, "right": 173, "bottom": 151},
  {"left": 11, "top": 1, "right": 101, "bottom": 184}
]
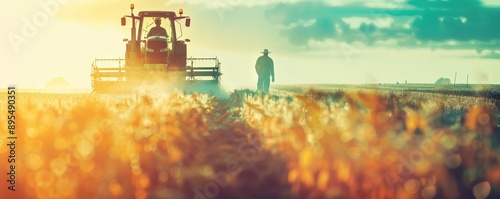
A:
[{"left": 0, "top": 88, "right": 499, "bottom": 199}]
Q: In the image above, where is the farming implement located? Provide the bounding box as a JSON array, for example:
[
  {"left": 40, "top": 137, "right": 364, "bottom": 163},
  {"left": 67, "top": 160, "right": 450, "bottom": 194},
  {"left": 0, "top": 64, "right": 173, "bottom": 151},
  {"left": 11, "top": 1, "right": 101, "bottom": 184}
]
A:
[{"left": 91, "top": 4, "right": 222, "bottom": 93}]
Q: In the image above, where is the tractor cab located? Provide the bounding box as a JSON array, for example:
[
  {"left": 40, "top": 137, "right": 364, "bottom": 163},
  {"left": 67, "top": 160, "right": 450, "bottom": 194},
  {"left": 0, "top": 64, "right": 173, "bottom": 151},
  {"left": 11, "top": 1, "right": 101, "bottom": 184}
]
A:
[
  {"left": 121, "top": 8, "right": 191, "bottom": 68},
  {"left": 142, "top": 16, "right": 172, "bottom": 64}
]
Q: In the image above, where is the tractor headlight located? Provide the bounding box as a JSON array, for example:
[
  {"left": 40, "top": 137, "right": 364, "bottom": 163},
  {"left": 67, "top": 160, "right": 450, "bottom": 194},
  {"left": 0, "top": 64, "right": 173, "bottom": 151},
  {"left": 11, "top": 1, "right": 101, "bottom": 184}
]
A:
[
  {"left": 146, "top": 48, "right": 154, "bottom": 52},
  {"left": 160, "top": 48, "right": 169, "bottom": 52}
]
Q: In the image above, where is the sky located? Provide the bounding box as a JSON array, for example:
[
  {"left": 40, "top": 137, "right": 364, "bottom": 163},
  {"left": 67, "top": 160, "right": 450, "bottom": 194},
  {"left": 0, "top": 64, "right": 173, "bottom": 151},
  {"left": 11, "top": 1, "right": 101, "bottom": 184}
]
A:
[{"left": 1, "top": 0, "right": 500, "bottom": 90}]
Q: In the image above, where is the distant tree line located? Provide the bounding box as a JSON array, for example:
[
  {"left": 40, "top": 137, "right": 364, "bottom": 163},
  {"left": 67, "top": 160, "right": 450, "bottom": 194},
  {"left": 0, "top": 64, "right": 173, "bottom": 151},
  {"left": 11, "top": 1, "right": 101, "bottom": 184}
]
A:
[{"left": 435, "top": 77, "right": 451, "bottom": 85}]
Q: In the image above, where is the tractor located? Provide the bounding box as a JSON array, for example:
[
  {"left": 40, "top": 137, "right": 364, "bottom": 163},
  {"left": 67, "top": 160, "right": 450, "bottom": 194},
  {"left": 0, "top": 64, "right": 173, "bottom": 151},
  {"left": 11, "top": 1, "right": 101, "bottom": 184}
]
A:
[{"left": 91, "top": 4, "right": 222, "bottom": 93}]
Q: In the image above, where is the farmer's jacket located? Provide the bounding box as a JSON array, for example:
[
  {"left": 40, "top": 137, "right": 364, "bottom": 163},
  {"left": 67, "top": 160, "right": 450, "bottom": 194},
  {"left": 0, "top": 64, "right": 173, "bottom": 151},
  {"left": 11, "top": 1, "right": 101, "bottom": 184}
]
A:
[{"left": 255, "top": 55, "right": 274, "bottom": 77}]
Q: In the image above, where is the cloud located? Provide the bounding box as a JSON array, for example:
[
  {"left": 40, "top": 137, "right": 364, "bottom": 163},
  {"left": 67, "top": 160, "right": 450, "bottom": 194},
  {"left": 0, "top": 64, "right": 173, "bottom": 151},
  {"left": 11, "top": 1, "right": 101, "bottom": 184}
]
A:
[
  {"left": 407, "top": 0, "right": 483, "bottom": 9},
  {"left": 280, "top": 17, "right": 339, "bottom": 46},
  {"left": 265, "top": 0, "right": 500, "bottom": 50},
  {"left": 166, "top": 0, "right": 331, "bottom": 8}
]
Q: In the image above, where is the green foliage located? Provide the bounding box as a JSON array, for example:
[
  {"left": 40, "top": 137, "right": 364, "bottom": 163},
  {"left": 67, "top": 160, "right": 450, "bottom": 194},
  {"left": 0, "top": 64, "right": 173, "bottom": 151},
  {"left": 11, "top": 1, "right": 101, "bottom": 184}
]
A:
[{"left": 435, "top": 77, "right": 451, "bottom": 85}]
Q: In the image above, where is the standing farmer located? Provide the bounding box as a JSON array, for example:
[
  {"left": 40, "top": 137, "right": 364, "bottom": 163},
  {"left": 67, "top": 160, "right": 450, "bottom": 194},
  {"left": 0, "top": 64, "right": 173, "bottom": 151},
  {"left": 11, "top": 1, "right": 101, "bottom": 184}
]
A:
[{"left": 255, "top": 49, "right": 275, "bottom": 92}]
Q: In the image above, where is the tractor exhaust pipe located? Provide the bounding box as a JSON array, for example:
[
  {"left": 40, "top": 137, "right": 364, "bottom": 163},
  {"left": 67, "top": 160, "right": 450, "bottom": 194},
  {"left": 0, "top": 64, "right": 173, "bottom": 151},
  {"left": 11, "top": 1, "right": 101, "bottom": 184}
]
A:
[{"left": 130, "top": 4, "right": 136, "bottom": 55}]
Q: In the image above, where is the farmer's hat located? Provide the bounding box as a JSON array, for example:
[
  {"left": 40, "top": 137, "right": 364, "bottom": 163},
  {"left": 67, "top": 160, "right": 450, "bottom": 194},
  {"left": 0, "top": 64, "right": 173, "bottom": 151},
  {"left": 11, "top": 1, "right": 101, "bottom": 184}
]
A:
[{"left": 261, "top": 49, "right": 271, "bottom": 54}]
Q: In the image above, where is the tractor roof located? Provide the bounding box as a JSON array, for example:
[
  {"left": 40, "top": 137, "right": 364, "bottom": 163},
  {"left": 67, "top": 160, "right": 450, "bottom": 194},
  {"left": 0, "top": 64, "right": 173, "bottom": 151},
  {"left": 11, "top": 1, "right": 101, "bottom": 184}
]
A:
[{"left": 138, "top": 11, "right": 177, "bottom": 18}]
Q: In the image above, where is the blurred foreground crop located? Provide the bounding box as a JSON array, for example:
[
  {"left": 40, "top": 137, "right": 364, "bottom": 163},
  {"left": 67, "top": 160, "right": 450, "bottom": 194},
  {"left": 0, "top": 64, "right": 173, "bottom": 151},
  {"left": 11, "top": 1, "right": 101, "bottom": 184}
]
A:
[{"left": 0, "top": 90, "right": 499, "bottom": 199}]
